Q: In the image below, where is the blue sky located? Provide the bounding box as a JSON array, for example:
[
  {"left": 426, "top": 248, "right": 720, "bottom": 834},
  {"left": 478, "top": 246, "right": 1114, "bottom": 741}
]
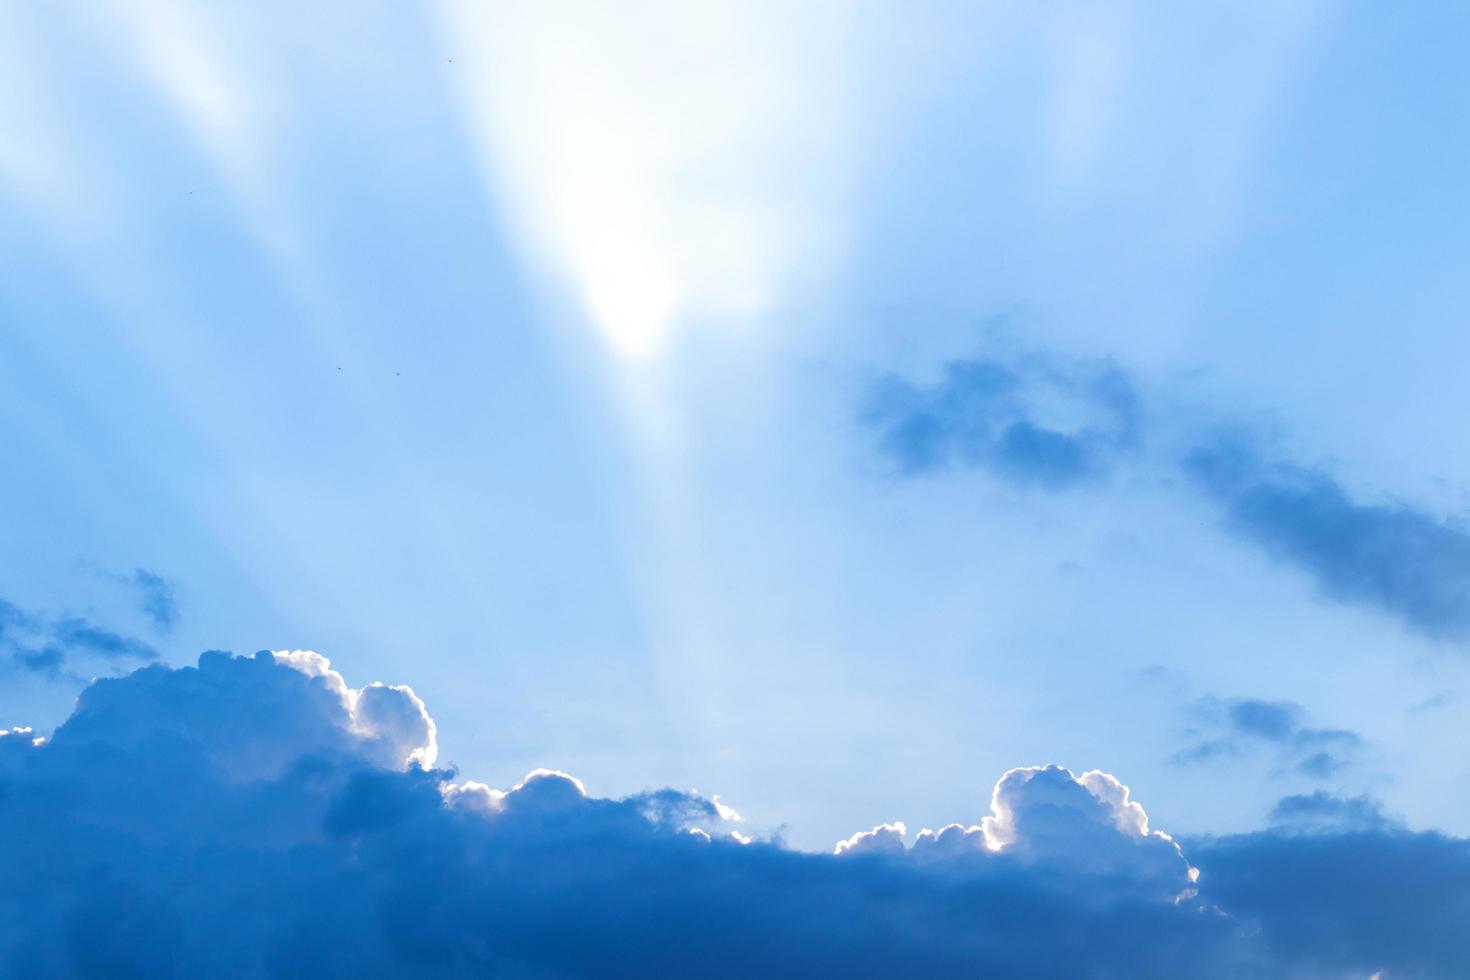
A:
[{"left": 3, "top": 4, "right": 1470, "bottom": 973}]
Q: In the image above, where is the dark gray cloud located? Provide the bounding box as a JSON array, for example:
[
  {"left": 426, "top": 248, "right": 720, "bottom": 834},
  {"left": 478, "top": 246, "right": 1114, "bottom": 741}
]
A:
[
  {"left": 1188, "top": 824, "right": 1470, "bottom": 978},
  {"left": 0, "top": 596, "right": 157, "bottom": 680},
  {"left": 1185, "top": 437, "right": 1470, "bottom": 642},
  {"left": 1173, "top": 696, "right": 1362, "bottom": 778},
  {"left": 0, "top": 652, "right": 1459, "bottom": 978},
  {"left": 861, "top": 355, "right": 1139, "bottom": 489}
]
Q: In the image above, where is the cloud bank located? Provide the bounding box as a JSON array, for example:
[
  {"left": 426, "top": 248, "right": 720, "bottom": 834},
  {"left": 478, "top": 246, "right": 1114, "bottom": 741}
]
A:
[{"left": 0, "top": 651, "right": 1462, "bottom": 977}]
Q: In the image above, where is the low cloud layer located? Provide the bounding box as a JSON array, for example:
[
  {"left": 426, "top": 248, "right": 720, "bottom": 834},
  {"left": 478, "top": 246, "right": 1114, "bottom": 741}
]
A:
[
  {"left": 1188, "top": 826, "right": 1470, "bottom": 978},
  {"left": 0, "top": 652, "right": 1463, "bottom": 977}
]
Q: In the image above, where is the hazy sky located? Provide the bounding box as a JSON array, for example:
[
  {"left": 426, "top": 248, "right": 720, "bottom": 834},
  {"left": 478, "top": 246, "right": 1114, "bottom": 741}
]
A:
[{"left": 4, "top": 0, "right": 1469, "bottom": 862}]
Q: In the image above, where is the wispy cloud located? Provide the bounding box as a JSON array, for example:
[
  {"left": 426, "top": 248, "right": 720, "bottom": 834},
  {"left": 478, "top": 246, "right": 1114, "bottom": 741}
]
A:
[
  {"left": 126, "top": 568, "right": 178, "bottom": 633},
  {"left": 1409, "top": 692, "right": 1451, "bottom": 714},
  {"left": 1173, "top": 696, "right": 1362, "bottom": 778},
  {"left": 864, "top": 343, "right": 1470, "bottom": 642},
  {"left": 860, "top": 353, "right": 1139, "bottom": 489},
  {"left": 1185, "top": 437, "right": 1470, "bottom": 642},
  {"left": 0, "top": 596, "right": 157, "bottom": 680}
]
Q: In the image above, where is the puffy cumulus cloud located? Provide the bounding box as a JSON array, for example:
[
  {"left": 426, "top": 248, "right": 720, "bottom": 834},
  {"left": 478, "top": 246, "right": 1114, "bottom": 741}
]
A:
[
  {"left": 833, "top": 820, "right": 907, "bottom": 856},
  {"left": 42, "top": 649, "right": 435, "bottom": 783},
  {"left": 271, "top": 649, "right": 438, "bottom": 770},
  {"left": 0, "top": 652, "right": 1463, "bottom": 978},
  {"left": 839, "top": 767, "right": 1196, "bottom": 905}
]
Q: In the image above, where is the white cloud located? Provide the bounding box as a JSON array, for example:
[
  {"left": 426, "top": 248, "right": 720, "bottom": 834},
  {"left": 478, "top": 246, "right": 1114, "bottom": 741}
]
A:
[
  {"left": 274, "top": 649, "right": 438, "bottom": 769},
  {"left": 834, "top": 820, "right": 907, "bottom": 856},
  {"left": 835, "top": 765, "right": 1197, "bottom": 903}
]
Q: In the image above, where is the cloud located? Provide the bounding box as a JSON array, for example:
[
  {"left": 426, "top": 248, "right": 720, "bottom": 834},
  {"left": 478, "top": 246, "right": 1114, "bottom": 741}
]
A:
[
  {"left": 1188, "top": 825, "right": 1470, "bottom": 978},
  {"left": 1410, "top": 692, "right": 1451, "bottom": 713},
  {"left": 863, "top": 344, "right": 1470, "bottom": 643},
  {"left": 860, "top": 354, "right": 1139, "bottom": 489},
  {"left": 90, "top": 566, "right": 178, "bottom": 632},
  {"left": 129, "top": 568, "right": 178, "bottom": 632},
  {"left": 1185, "top": 436, "right": 1470, "bottom": 642},
  {"left": 0, "top": 596, "right": 157, "bottom": 679},
  {"left": 1173, "top": 696, "right": 1362, "bottom": 778},
  {"left": 902, "top": 765, "right": 1198, "bottom": 902},
  {"left": 833, "top": 765, "right": 1197, "bottom": 907},
  {"left": 1227, "top": 698, "right": 1298, "bottom": 740},
  {"left": 0, "top": 651, "right": 1459, "bottom": 977},
  {"left": 1267, "top": 791, "right": 1400, "bottom": 834},
  {"left": 833, "top": 819, "right": 907, "bottom": 856}
]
